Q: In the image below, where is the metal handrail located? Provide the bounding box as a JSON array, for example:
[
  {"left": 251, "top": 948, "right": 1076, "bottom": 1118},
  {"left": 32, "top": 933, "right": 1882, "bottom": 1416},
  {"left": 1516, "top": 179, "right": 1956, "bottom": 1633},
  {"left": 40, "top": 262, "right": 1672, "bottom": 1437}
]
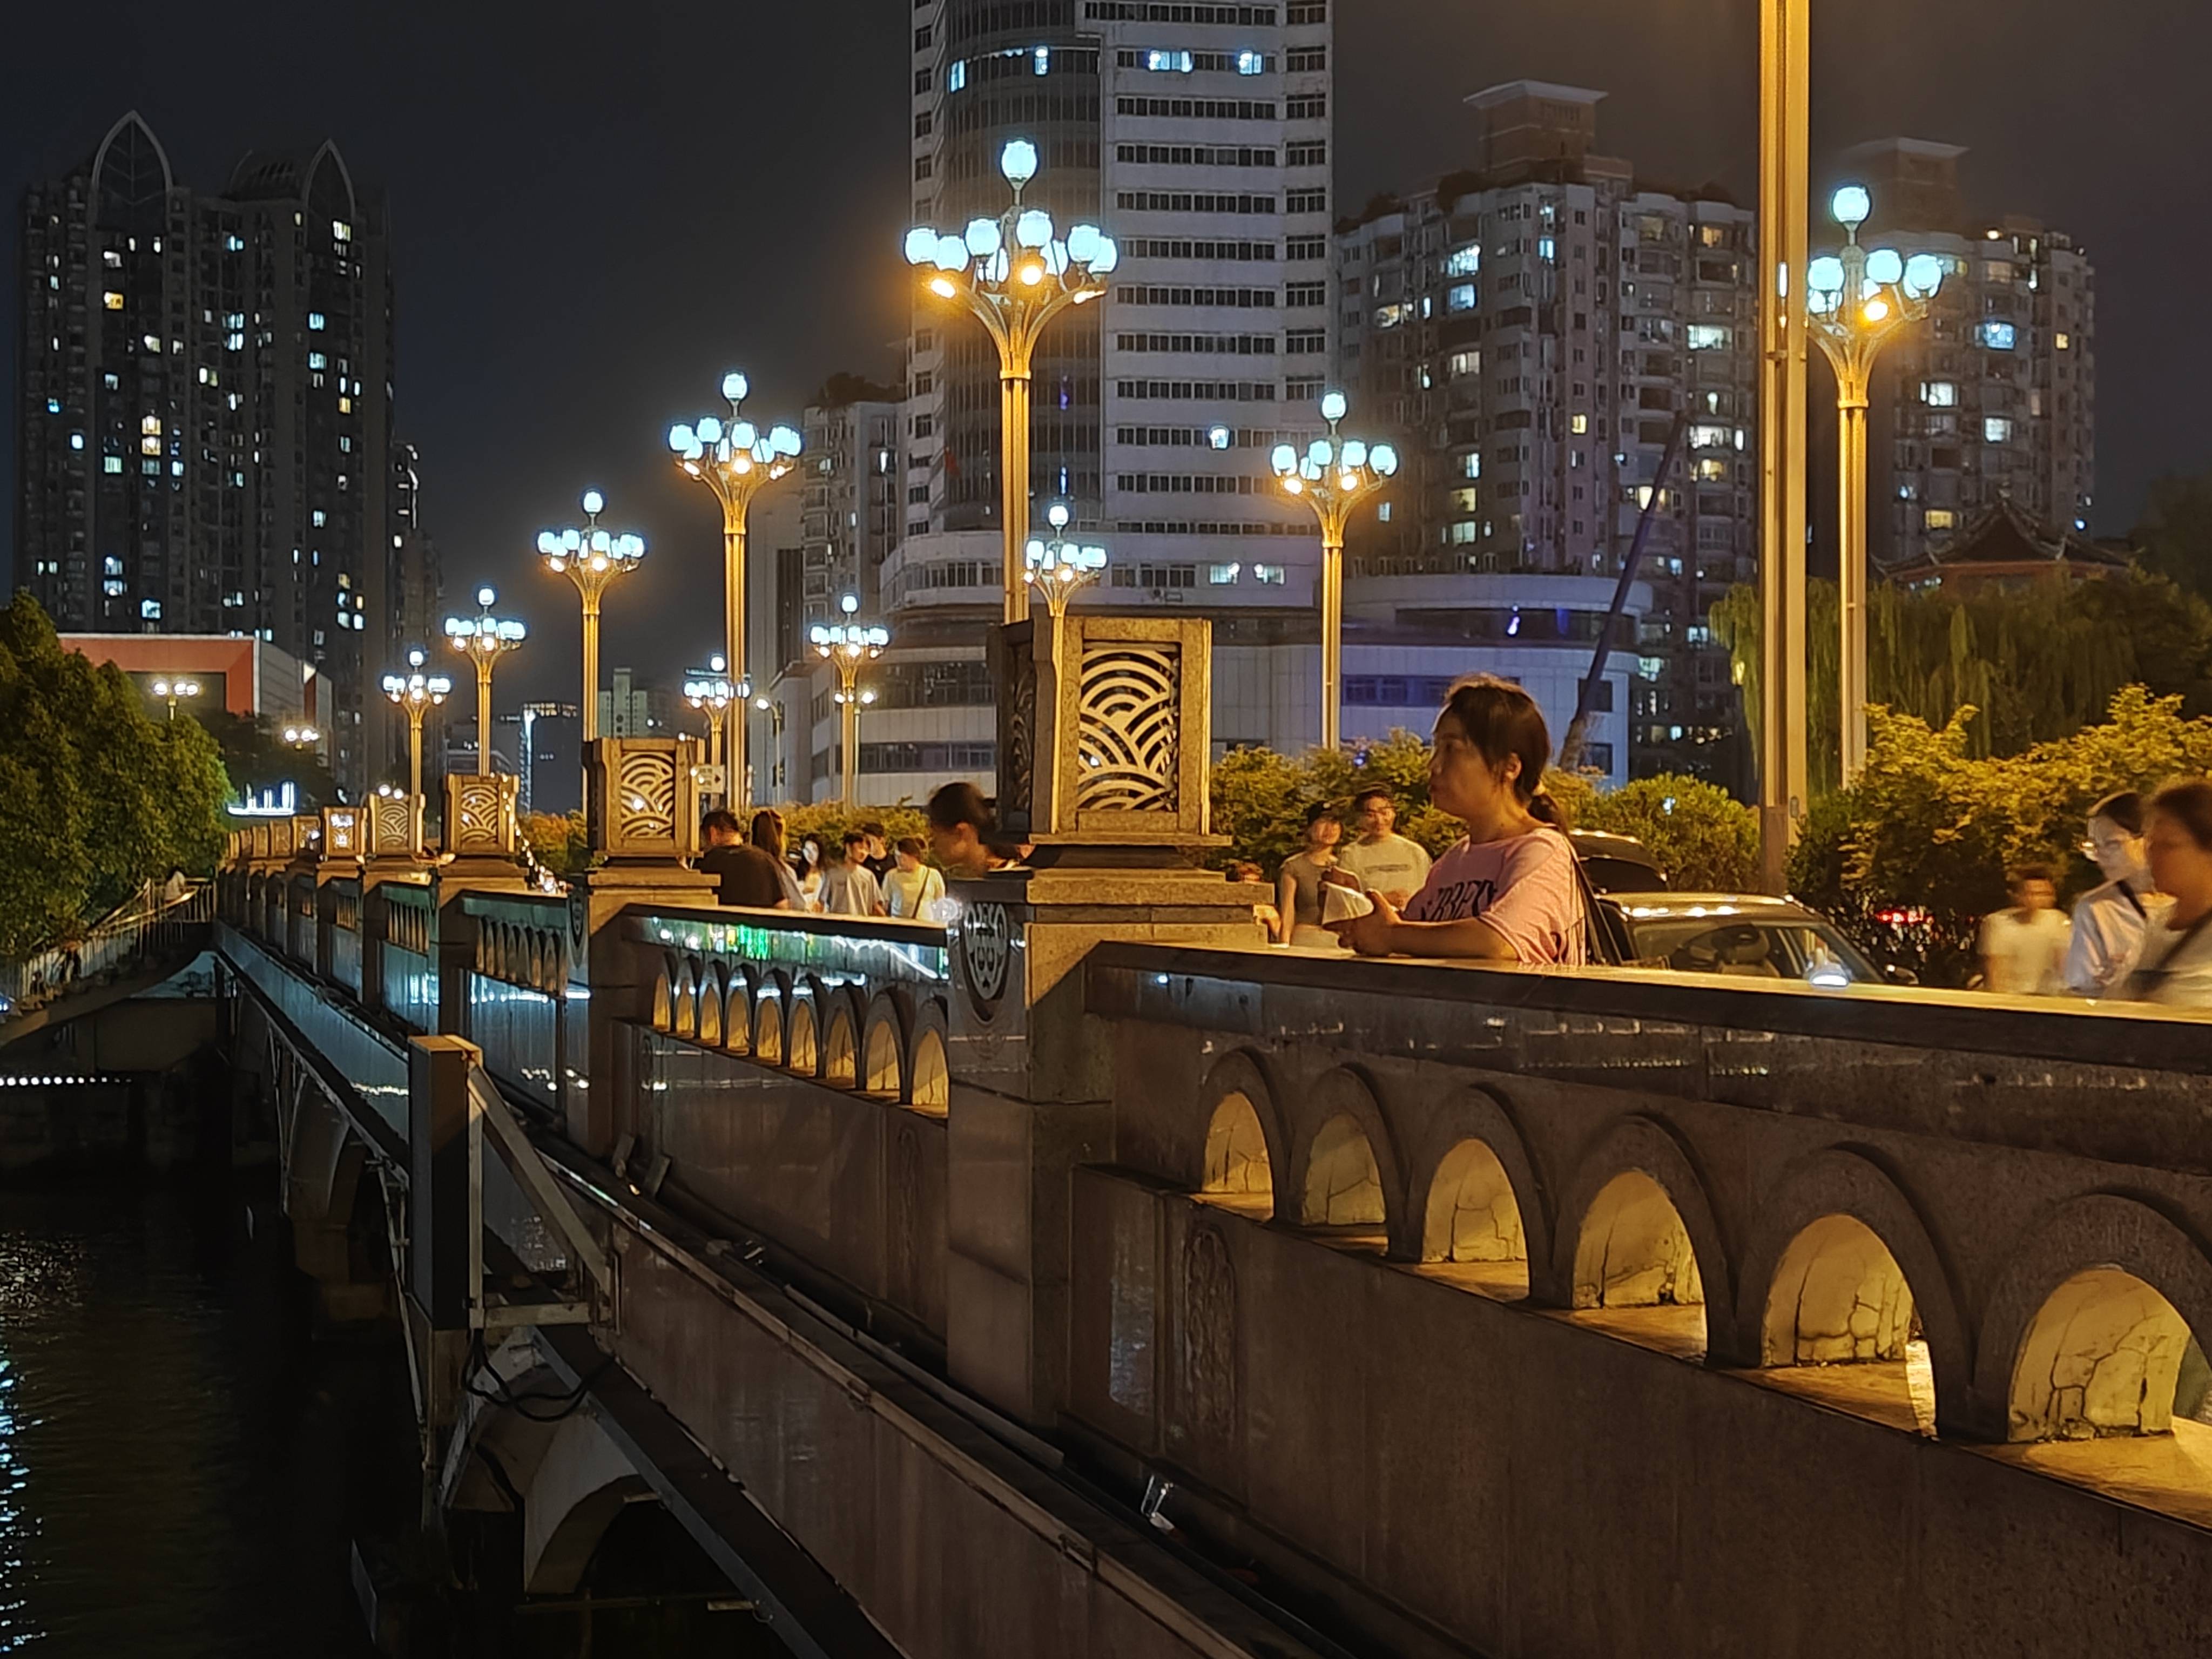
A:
[{"left": 0, "top": 882, "right": 215, "bottom": 1015}]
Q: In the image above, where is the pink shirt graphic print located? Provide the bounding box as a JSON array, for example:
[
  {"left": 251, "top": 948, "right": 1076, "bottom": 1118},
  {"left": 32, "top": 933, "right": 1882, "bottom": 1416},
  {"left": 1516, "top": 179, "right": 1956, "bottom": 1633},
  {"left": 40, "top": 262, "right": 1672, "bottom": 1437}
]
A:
[{"left": 1403, "top": 828, "right": 1586, "bottom": 965}]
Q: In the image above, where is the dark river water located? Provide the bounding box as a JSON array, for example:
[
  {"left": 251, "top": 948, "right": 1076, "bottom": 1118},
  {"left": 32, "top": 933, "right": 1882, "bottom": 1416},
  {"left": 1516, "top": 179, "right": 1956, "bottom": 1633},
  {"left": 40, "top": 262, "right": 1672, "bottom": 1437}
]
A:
[{"left": 0, "top": 1173, "right": 403, "bottom": 1658}]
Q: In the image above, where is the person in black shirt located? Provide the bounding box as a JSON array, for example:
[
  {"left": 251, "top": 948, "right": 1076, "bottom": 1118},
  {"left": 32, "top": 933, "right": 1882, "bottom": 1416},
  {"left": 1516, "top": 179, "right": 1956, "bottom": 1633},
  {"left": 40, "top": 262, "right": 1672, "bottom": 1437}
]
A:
[
  {"left": 695, "top": 809, "right": 787, "bottom": 909},
  {"left": 858, "top": 820, "right": 896, "bottom": 882}
]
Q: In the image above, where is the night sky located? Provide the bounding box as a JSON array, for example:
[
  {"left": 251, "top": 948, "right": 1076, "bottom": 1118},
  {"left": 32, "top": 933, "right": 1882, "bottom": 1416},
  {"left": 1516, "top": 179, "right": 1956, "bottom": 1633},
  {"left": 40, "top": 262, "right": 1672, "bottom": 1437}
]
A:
[{"left": 3, "top": 0, "right": 2206, "bottom": 706}]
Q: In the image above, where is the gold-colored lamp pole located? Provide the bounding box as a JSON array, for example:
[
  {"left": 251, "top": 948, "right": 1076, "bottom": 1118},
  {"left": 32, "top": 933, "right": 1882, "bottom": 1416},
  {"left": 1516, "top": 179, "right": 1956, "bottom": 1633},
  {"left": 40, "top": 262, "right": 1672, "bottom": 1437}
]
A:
[
  {"left": 812, "top": 597, "right": 889, "bottom": 811},
  {"left": 1271, "top": 392, "right": 1400, "bottom": 753},
  {"left": 538, "top": 489, "right": 646, "bottom": 744},
  {"left": 1758, "top": 0, "right": 1812, "bottom": 895},
  {"left": 752, "top": 691, "right": 787, "bottom": 801},
  {"left": 1023, "top": 502, "right": 1108, "bottom": 623},
  {"left": 1807, "top": 192, "right": 1946, "bottom": 781},
  {"left": 667, "top": 375, "right": 803, "bottom": 819},
  {"left": 150, "top": 676, "right": 201, "bottom": 722},
  {"left": 907, "top": 140, "right": 1119, "bottom": 625},
  {"left": 684, "top": 657, "right": 734, "bottom": 784},
  {"left": 381, "top": 649, "right": 452, "bottom": 798},
  {"left": 444, "top": 586, "right": 526, "bottom": 775}
]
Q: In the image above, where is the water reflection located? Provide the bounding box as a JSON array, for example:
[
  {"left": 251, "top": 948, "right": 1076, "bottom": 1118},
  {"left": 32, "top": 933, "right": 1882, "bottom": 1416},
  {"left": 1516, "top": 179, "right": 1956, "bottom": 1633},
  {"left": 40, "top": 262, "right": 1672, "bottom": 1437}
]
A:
[{"left": 0, "top": 1178, "right": 403, "bottom": 1657}]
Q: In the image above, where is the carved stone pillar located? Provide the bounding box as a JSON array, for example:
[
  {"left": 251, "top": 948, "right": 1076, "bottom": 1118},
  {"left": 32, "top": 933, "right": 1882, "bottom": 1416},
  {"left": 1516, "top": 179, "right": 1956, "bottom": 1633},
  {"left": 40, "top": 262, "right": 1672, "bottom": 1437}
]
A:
[
  {"left": 947, "top": 615, "right": 1262, "bottom": 1425},
  {"left": 568, "top": 737, "right": 717, "bottom": 1155},
  {"left": 359, "top": 793, "right": 430, "bottom": 1014},
  {"left": 434, "top": 775, "right": 529, "bottom": 1036}
]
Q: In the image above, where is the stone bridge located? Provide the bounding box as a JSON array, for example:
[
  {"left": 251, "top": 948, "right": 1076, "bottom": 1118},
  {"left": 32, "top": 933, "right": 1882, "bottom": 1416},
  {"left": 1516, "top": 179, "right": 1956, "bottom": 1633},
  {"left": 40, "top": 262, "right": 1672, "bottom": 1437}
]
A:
[{"left": 211, "top": 757, "right": 2212, "bottom": 1657}]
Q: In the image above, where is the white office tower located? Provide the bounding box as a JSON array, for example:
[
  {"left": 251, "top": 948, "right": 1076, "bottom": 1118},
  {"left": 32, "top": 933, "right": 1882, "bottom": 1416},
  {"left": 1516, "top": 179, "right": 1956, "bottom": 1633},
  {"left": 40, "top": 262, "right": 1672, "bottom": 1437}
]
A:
[{"left": 859, "top": 0, "right": 1334, "bottom": 803}]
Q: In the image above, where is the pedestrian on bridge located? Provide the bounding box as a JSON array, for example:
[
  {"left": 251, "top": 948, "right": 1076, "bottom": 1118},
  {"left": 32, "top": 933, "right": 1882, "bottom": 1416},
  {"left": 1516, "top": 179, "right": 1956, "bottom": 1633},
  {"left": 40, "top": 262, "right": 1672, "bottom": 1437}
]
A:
[
  {"left": 1979, "top": 864, "right": 2069, "bottom": 996},
  {"left": 696, "top": 809, "right": 788, "bottom": 910},
  {"left": 926, "top": 783, "right": 1019, "bottom": 880},
  {"left": 819, "top": 833, "right": 888, "bottom": 918},
  {"left": 749, "top": 810, "right": 811, "bottom": 911},
  {"left": 2120, "top": 778, "right": 2212, "bottom": 1007},
  {"left": 1330, "top": 675, "right": 1584, "bottom": 966},
  {"left": 1336, "top": 786, "right": 1431, "bottom": 909},
  {"left": 2065, "top": 791, "right": 2162, "bottom": 997}
]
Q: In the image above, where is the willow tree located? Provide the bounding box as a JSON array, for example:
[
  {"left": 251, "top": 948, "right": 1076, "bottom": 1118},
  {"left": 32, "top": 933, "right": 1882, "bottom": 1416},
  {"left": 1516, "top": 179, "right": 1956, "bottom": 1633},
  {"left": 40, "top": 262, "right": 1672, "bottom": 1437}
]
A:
[{"left": 1712, "top": 571, "right": 2212, "bottom": 795}]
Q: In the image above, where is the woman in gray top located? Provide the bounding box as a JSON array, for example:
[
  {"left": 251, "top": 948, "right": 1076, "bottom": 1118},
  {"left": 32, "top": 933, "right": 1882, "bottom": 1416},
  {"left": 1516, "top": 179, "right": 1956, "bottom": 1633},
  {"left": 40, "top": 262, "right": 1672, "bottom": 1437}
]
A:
[{"left": 1277, "top": 804, "right": 1345, "bottom": 949}]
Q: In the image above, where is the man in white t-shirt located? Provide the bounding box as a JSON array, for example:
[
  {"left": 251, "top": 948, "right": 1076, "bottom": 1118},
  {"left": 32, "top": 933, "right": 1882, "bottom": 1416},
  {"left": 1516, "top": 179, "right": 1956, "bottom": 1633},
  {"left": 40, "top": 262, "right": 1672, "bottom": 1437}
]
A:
[
  {"left": 1334, "top": 787, "right": 1432, "bottom": 908},
  {"left": 818, "top": 832, "right": 887, "bottom": 918},
  {"left": 1979, "top": 864, "right": 2070, "bottom": 996}
]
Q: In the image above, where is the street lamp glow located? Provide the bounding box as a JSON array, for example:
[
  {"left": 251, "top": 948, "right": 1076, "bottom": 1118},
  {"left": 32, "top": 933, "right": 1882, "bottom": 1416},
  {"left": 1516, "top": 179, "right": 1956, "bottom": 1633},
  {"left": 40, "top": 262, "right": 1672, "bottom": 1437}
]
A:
[
  {"left": 1806, "top": 183, "right": 1946, "bottom": 780},
  {"left": 1023, "top": 502, "right": 1109, "bottom": 621},
  {"left": 540, "top": 487, "right": 645, "bottom": 743},
  {"left": 906, "top": 136, "right": 1118, "bottom": 623},
  {"left": 667, "top": 371, "right": 804, "bottom": 813},
  {"left": 813, "top": 610, "right": 890, "bottom": 811},
  {"left": 444, "top": 588, "right": 526, "bottom": 772},
  {"left": 1273, "top": 392, "right": 1399, "bottom": 752},
  {"left": 150, "top": 677, "right": 201, "bottom": 720},
  {"left": 382, "top": 655, "right": 453, "bottom": 797}
]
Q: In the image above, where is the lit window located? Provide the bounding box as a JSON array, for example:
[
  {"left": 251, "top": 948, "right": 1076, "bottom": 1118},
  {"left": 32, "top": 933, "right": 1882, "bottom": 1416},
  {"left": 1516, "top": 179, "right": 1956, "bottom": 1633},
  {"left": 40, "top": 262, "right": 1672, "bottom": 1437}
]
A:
[
  {"left": 1689, "top": 423, "right": 1729, "bottom": 448},
  {"left": 1977, "top": 320, "right": 2017, "bottom": 350},
  {"left": 1923, "top": 381, "right": 1958, "bottom": 407},
  {"left": 103, "top": 580, "right": 125, "bottom": 596},
  {"left": 1984, "top": 416, "right": 2013, "bottom": 443},
  {"left": 1445, "top": 245, "right": 1479, "bottom": 277},
  {"left": 103, "top": 557, "right": 122, "bottom": 576},
  {"left": 103, "top": 291, "right": 124, "bottom": 311},
  {"left": 308, "top": 351, "right": 327, "bottom": 369},
  {"left": 45, "top": 397, "right": 60, "bottom": 414},
  {"left": 1206, "top": 562, "right": 1241, "bottom": 585},
  {"left": 1448, "top": 350, "right": 1480, "bottom": 377},
  {"left": 141, "top": 437, "right": 161, "bottom": 456},
  {"left": 312, "top": 510, "right": 326, "bottom": 527},
  {"left": 1461, "top": 453, "right": 1481, "bottom": 480},
  {"left": 1447, "top": 283, "right": 1477, "bottom": 312},
  {"left": 1571, "top": 414, "right": 1589, "bottom": 435},
  {"left": 140, "top": 599, "right": 161, "bottom": 620},
  {"left": 69, "top": 433, "right": 84, "bottom": 451},
  {"left": 1237, "top": 50, "right": 1263, "bottom": 75},
  {"left": 1447, "top": 522, "right": 1480, "bottom": 544},
  {"left": 225, "top": 234, "right": 244, "bottom": 252},
  {"left": 1378, "top": 502, "right": 1392, "bottom": 522},
  {"left": 141, "top": 414, "right": 161, "bottom": 434},
  {"left": 333, "top": 220, "right": 352, "bottom": 241},
  {"left": 947, "top": 59, "right": 966, "bottom": 91},
  {"left": 1924, "top": 509, "right": 1957, "bottom": 531},
  {"left": 1687, "top": 324, "right": 1731, "bottom": 351},
  {"left": 1034, "top": 45, "right": 1049, "bottom": 75},
  {"left": 103, "top": 456, "right": 123, "bottom": 474},
  {"left": 2055, "top": 332, "right": 2071, "bottom": 350},
  {"left": 338, "top": 396, "right": 352, "bottom": 413},
  {"left": 1539, "top": 237, "right": 1556, "bottom": 261},
  {"left": 103, "top": 249, "right": 122, "bottom": 268},
  {"left": 1253, "top": 564, "right": 1286, "bottom": 584},
  {"left": 1450, "top": 488, "right": 1479, "bottom": 512},
  {"left": 1147, "top": 48, "right": 1193, "bottom": 72},
  {"left": 143, "top": 333, "right": 162, "bottom": 352},
  {"left": 308, "top": 312, "right": 326, "bottom": 331}
]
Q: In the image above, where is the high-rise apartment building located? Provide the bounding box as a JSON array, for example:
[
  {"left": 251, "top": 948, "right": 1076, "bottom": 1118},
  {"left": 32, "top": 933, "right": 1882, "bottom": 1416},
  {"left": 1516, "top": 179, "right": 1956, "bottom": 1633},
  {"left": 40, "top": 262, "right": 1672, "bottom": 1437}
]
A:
[
  {"left": 1337, "top": 84, "right": 1759, "bottom": 787},
  {"left": 799, "top": 377, "right": 904, "bottom": 625},
  {"left": 17, "top": 112, "right": 415, "bottom": 794},
  {"left": 1824, "top": 139, "right": 2095, "bottom": 572}
]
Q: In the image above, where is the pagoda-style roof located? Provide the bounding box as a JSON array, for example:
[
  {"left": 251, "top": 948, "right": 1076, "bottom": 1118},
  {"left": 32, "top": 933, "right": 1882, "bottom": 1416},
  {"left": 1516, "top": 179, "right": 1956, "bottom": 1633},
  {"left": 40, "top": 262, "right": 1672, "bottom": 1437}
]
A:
[{"left": 1892, "top": 497, "right": 2130, "bottom": 589}]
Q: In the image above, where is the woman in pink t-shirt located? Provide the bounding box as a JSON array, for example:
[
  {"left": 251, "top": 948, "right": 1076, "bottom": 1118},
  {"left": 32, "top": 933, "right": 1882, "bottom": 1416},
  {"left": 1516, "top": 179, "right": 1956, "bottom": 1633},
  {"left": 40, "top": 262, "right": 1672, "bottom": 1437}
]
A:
[{"left": 1331, "top": 675, "right": 1586, "bottom": 965}]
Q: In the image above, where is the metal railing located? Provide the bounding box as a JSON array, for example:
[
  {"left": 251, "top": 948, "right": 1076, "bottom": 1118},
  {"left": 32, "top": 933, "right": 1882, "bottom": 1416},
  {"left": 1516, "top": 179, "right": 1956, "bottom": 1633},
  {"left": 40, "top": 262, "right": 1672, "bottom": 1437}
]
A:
[{"left": 0, "top": 882, "right": 215, "bottom": 1016}]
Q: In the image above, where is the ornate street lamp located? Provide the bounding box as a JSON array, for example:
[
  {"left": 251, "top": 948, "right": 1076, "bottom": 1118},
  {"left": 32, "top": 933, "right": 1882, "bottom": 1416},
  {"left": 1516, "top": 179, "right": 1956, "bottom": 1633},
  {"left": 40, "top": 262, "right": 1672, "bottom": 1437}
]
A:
[
  {"left": 667, "top": 374, "right": 803, "bottom": 817},
  {"left": 906, "top": 139, "right": 1120, "bottom": 625},
  {"left": 1270, "top": 392, "right": 1400, "bottom": 752},
  {"left": 538, "top": 489, "right": 645, "bottom": 744},
  {"left": 811, "top": 596, "right": 889, "bottom": 810},
  {"left": 381, "top": 648, "right": 452, "bottom": 798},
  {"left": 150, "top": 677, "right": 201, "bottom": 721},
  {"left": 683, "top": 655, "right": 734, "bottom": 785},
  {"left": 444, "top": 586, "right": 526, "bottom": 775},
  {"left": 1807, "top": 186, "right": 1947, "bottom": 781},
  {"left": 1023, "top": 502, "right": 1108, "bottom": 622},
  {"left": 281, "top": 723, "right": 322, "bottom": 751}
]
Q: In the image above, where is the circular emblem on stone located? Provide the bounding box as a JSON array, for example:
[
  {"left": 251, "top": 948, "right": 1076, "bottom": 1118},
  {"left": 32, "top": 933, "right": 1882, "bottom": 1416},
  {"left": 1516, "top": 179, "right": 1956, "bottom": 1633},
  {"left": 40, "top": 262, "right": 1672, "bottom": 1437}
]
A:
[{"left": 962, "top": 902, "right": 1013, "bottom": 1014}]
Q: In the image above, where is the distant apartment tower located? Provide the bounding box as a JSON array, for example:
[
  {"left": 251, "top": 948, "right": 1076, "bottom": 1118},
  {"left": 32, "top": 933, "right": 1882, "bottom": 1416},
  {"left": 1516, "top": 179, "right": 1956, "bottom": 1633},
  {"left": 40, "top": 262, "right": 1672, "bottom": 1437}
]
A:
[
  {"left": 16, "top": 112, "right": 413, "bottom": 794},
  {"left": 1337, "top": 84, "right": 1759, "bottom": 786},
  {"left": 799, "top": 377, "right": 905, "bottom": 625},
  {"left": 1825, "top": 139, "right": 2096, "bottom": 571}
]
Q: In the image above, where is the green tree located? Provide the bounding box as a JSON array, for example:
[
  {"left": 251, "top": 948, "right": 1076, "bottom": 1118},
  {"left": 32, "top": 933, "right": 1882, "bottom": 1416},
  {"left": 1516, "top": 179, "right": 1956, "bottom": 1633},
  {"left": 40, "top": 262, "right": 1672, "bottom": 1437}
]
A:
[
  {"left": 1788, "top": 686, "right": 2212, "bottom": 985},
  {"left": 521, "top": 811, "right": 592, "bottom": 878},
  {"left": 1713, "top": 572, "right": 2212, "bottom": 791},
  {"left": 0, "top": 596, "right": 227, "bottom": 954},
  {"left": 1570, "top": 776, "right": 1760, "bottom": 892},
  {"left": 201, "top": 710, "right": 340, "bottom": 811}
]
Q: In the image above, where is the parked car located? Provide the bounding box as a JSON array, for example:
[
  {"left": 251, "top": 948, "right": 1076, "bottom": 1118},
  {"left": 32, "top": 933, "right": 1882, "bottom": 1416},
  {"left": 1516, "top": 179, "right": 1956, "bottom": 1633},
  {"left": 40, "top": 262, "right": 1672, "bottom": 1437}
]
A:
[
  {"left": 1591, "top": 891, "right": 1911, "bottom": 987},
  {"left": 1569, "top": 830, "right": 1668, "bottom": 895}
]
